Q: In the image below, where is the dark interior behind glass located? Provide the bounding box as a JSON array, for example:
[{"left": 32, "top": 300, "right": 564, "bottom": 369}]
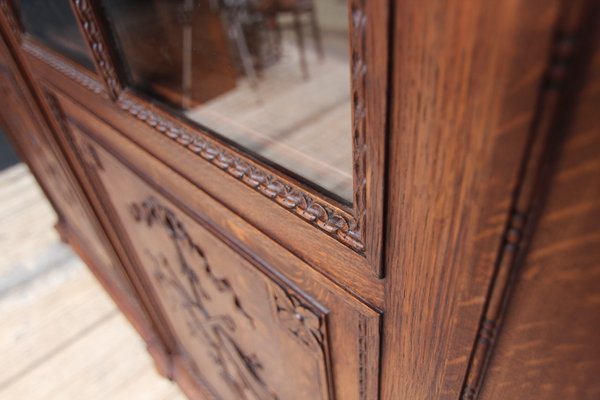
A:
[{"left": 17, "top": 0, "right": 96, "bottom": 71}]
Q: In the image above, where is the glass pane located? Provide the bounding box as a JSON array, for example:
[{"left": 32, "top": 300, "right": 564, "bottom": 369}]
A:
[
  {"left": 17, "top": 0, "right": 96, "bottom": 70},
  {"left": 101, "top": 0, "right": 353, "bottom": 203}
]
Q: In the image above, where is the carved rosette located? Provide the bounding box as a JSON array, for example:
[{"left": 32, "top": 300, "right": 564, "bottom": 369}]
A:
[
  {"left": 271, "top": 285, "right": 325, "bottom": 353},
  {"left": 125, "top": 195, "right": 334, "bottom": 399}
]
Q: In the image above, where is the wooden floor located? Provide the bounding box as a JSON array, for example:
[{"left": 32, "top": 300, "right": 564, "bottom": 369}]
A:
[{"left": 0, "top": 163, "right": 186, "bottom": 400}]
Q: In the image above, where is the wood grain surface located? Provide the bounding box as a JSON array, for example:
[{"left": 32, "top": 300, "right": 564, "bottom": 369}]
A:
[
  {"left": 479, "top": 3, "right": 600, "bottom": 398},
  {"left": 2, "top": 0, "right": 600, "bottom": 398},
  {"left": 381, "top": 1, "right": 565, "bottom": 398}
]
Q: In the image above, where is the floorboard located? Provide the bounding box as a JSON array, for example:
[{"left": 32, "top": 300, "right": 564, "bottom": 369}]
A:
[{"left": 0, "top": 163, "right": 186, "bottom": 399}]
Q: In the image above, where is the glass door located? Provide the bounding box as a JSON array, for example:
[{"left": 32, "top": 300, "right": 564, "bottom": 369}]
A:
[{"left": 100, "top": 0, "right": 354, "bottom": 203}]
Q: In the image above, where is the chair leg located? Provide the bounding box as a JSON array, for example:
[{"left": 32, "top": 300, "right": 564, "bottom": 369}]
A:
[
  {"left": 230, "top": 20, "right": 259, "bottom": 89},
  {"left": 273, "top": 16, "right": 283, "bottom": 60},
  {"left": 310, "top": 7, "right": 324, "bottom": 60},
  {"left": 292, "top": 12, "right": 309, "bottom": 79}
]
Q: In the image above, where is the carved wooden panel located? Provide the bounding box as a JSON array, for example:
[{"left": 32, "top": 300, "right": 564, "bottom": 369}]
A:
[
  {"left": 0, "top": 58, "right": 135, "bottom": 315},
  {"left": 127, "top": 195, "right": 332, "bottom": 400},
  {"left": 0, "top": 65, "right": 100, "bottom": 258},
  {"left": 63, "top": 111, "right": 381, "bottom": 399}
]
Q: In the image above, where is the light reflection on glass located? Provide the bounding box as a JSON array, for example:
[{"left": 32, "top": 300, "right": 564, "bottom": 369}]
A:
[{"left": 102, "top": 0, "right": 352, "bottom": 202}]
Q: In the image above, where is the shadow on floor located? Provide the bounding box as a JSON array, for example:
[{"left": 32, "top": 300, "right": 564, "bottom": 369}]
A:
[{"left": 0, "top": 129, "right": 20, "bottom": 171}]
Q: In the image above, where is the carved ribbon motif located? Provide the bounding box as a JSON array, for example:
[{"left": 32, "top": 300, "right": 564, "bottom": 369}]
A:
[{"left": 129, "top": 197, "right": 277, "bottom": 400}]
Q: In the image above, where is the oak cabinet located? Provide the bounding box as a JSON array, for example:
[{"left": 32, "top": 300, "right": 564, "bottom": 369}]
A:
[
  {"left": 0, "top": 32, "right": 134, "bottom": 307},
  {"left": 0, "top": 0, "right": 599, "bottom": 399},
  {"left": 63, "top": 106, "right": 380, "bottom": 400}
]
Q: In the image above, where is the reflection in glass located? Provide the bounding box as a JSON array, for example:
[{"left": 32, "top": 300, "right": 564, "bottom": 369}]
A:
[
  {"left": 102, "top": 0, "right": 352, "bottom": 202},
  {"left": 17, "top": 0, "right": 96, "bottom": 70}
]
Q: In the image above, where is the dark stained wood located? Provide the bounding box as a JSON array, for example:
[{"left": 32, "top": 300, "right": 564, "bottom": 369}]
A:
[
  {"left": 68, "top": 0, "right": 390, "bottom": 277},
  {"left": 48, "top": 78, "right": 386, "bottom": 308},
  {"left": 2, "top": 0, "right": 600, "bottom": 398},
  {"left": 61, "top": 102, "right": 382, "bottom": 400},
  {"left": 350, "top": 0, "right": 389, "bottom": 276}
]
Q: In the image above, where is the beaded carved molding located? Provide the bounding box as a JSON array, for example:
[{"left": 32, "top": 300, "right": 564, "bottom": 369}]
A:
[
  {"left": 110, "top": 0, "right": 373, "bottom": 255},
  {"left": 22, "top": 40, "right": 106, "bottom": 95},
  {"left": 3, "top": 0, "right": 383, "bottom": 262},
  {"left": 349, "top": 0, "right": 368, "bottom": 251},
  {"left": 66, "top": 124, "right": 382, "bottom": 399},
  {"left": 80, "top": 0, "right": 372, "bottom": 256},
  {"left": 117, "top": 96, "right": 364, "bottom": 253},
  {"left": 71, "top": 0, "right": 121, "bottom": 98}
]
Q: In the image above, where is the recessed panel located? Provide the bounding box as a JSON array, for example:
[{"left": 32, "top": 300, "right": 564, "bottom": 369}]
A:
[{"left": 64, "top": 113, "right": 381, "bottom": 399}]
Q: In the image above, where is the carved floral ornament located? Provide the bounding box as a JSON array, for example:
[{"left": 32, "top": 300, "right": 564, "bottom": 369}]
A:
[
  {"left": 272, "top": 285, "right": 325, "bottom": 353},
  {"left": 126, "top": 196, "right": 330, "bottom": 399},
  {"left": 129, "top": 197, "right": 276, "bottom": 399},
  {"left": 128, "top": 196, "right": 327, "bottom": 349}
]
